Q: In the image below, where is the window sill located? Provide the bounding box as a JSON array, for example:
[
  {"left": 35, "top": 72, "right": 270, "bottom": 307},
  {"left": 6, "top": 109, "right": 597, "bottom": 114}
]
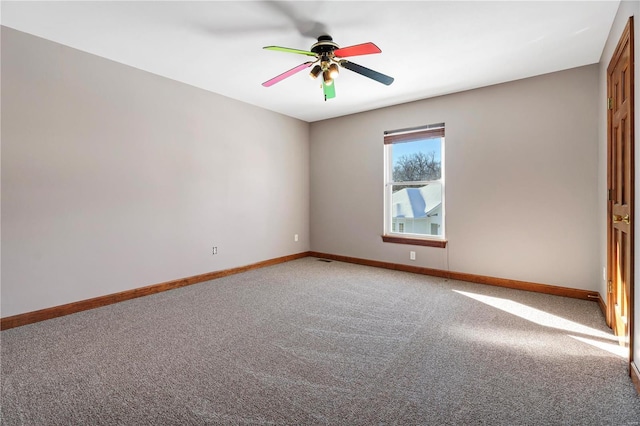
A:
[{"left": 382, "top": 235, "right": 447, "bottom": 248}]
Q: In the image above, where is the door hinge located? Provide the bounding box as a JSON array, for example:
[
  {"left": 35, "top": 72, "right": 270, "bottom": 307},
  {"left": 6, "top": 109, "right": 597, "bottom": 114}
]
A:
[
  {"left": 607, "top": 97, "right": 613, "bottom": 110},
  {"left": 608, "top": 188, "right": 612, "bottom": 201},
  {"left": 607, "top": 280, "right": 613, "bottom": 293}
]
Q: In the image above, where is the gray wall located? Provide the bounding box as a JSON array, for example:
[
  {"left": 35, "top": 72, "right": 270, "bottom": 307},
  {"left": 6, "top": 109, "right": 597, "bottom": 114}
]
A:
[
  {"left": 597, "top": 0, "right": 640, "bottom": 370},
  {"left": 310, "top": 65, "right": 599, "bottom": 291},
  {"left": 1, "top": 27, "right": 310, "bottom": 317}
]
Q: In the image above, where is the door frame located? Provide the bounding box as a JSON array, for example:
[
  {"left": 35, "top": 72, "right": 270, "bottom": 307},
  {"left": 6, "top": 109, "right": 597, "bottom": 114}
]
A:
[{"left": 606, "top": 16, "right": 635, "bottom": 374}]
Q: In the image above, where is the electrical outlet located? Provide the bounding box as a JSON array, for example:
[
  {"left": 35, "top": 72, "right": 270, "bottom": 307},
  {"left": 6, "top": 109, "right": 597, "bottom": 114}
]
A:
[
  {"left": 212, "top": 246, "right": 218, "bottom": 255},
  {"left": 294, "top": 234, "right": 299, "bottom": 242},
  {"left": 410, "top": 251, "right": 416, "bottom": 261}
]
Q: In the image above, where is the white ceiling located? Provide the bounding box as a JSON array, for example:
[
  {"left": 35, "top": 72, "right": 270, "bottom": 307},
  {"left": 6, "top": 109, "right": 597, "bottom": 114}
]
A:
[{"left": 1, "top": 1, "right": 620, "bottom": 122}]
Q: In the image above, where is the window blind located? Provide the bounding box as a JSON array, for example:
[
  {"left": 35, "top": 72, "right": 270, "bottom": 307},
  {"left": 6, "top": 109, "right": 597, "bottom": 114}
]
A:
[{"left": 384, "top": 123, "right": 445, "bottom": 145}]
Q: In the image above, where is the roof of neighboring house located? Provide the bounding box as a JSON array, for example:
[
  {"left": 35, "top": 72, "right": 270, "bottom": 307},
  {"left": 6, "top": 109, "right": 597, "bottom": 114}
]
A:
[{"left": 392, "top": 182, "right": 442, "bottom": 218}]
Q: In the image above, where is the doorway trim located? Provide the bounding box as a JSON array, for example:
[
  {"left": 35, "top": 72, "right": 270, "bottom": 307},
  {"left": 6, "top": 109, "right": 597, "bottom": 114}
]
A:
[{"left": 606, "top": 16, "right": 636, "bottom": 386}]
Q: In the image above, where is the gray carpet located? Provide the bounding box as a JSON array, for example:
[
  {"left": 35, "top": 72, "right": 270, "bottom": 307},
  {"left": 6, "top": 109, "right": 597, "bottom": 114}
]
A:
[{"left": 1, "top": 257, "right": 639, "bottom": 425}]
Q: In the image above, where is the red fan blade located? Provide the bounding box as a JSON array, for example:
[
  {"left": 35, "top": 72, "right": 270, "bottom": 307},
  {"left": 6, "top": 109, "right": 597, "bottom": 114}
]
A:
[
  {"left": 262, "top": 62, "right": 314, "bottom": 87},
  {"left": 333, "top": 42, "right": 381, "bottom": 58}
]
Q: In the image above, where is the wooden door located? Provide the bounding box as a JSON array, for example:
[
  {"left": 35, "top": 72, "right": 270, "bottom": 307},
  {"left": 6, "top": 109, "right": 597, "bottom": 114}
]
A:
[{"left": 607, "top": 17, "right": 634, "bottom": 354}]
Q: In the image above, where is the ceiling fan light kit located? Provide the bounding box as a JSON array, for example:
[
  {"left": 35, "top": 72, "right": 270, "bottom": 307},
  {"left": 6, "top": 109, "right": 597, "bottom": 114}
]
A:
[
  {"left": 262, "top": 35, "right": 394, "bottom": 101},
  {"left": 322, "top": 70, "right": 333, "bottom": 86},
  {"left": 328, "top": 63, "right": 339, "bottom": 79},
  {"left": 309, "top": 65, "right": 322, "bottom": 80}
]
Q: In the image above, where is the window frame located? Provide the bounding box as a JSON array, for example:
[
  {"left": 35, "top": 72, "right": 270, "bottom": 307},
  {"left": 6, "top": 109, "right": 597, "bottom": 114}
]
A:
[{"left": 382, "top": 125, "right": 447, "bottom": 248}]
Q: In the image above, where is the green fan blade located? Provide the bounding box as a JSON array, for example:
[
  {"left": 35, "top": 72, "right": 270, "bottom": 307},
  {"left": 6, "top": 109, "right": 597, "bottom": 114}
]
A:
[
  {"left": 263, "top": 46, "right": 317, "bottom": 57},
  {"left": 323, "top": 81, "right": 336, "bottom": 101}
]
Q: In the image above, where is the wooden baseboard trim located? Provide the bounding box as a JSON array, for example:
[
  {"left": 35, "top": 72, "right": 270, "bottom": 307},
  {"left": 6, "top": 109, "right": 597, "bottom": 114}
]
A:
[
  {"left": 1, "top": 251, "right": 601, "bottom": 330},
  {"left": 631, "top": 361, "right": 640, "bottom": 396},
  {"left": 1, "top": 251, "right": 311, "bottom": 331},
  {"left": 596, "top": 293, "right": 607, "bottom": 318},
  {"left": 308, "top": 251, "right": 599, "bottom": 301},
  {"left": 448, "top": 270, "right": 597, "bottom": 300}
]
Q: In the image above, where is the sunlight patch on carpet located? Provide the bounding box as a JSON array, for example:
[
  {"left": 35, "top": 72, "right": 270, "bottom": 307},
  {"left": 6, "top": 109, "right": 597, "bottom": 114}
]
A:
[
  {"left": 567, "top": 335, "right": 628, "bottom": 358},
  {"left": 452, "top": 290, "right": 625, "bottom": 358}
]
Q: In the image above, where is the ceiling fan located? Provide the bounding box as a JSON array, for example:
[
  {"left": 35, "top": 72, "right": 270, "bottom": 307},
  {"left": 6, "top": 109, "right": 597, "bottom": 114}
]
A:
[{"left": 262, "top": 35, "right": 394, "bottom": 101}]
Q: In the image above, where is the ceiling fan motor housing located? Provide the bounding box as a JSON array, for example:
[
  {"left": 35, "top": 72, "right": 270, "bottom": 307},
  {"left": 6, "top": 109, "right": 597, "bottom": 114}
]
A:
[
  {"left": 311, "top": 35, "right": 339, "bottom": 55},
  {"left": 311, "top": 35, "right": 339, "bottom": 71}
]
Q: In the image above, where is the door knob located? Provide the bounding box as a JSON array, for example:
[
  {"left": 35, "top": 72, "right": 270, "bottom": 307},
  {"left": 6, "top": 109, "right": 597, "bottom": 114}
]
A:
[{"left": 613, "top": 214, "right": 630, "bottom": 224}]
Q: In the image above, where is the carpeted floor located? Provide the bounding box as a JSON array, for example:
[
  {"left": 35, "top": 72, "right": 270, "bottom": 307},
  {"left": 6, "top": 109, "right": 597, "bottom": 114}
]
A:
[{"left": 1, "top": 257, "right": 639, "bottom": 425}]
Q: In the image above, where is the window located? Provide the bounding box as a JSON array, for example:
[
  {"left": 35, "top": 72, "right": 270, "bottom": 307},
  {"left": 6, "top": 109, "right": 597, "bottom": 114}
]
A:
[
  {"left": 383, "top": 123, "right": 446, "bottom": 248},
  {"left": 430, "top": 223, "right": 439, "bottom": 235}
]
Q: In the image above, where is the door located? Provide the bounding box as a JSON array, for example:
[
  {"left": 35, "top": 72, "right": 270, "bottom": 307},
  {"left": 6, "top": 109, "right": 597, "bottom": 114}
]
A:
[{"left": 607, "top": 17, "right": 634, "bottom": 353}]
